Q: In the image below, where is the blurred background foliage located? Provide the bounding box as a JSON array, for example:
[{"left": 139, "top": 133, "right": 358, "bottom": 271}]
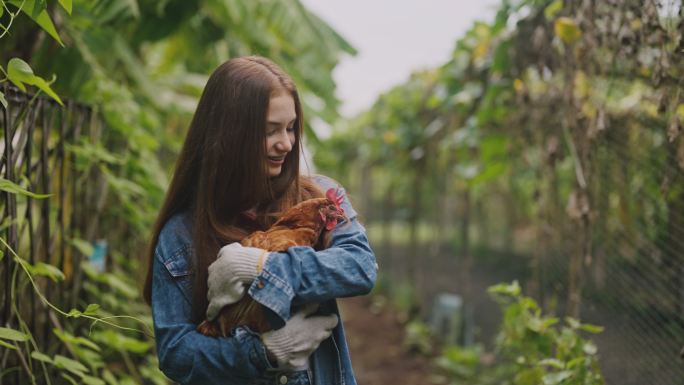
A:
[
  {"left": 315, "top": 0, "right": 683, "bottom": 384},
  {"left": 1, "top": 0, "right": 684, "bottom": 384}
]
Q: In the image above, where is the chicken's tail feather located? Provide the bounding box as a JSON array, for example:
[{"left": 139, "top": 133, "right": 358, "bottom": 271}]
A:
[{"left": 196, "top": 319, "right": 222, "bottom": 337}]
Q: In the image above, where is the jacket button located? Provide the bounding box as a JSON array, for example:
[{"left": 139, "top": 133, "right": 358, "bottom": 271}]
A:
[
  {"left": 279, "top": 375, "right": 287, "bottom": 384},
  {"left": 256, "top": 280, "right": 265, "bottom": 289}
]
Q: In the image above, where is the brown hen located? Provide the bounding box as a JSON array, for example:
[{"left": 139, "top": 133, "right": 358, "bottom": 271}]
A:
[{"left": 196, "top": 188, "right": 345, "bottom": 336}]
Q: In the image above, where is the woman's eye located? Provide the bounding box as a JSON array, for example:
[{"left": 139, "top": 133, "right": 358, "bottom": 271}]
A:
[{"left": 266, "top": 125, "right": 294, "bottom": 136}]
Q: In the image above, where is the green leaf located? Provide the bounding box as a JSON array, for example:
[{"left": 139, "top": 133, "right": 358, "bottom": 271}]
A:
[
  {"left": 74, "top": 346, "right": 104, "bottom": 368},
  {"left": 94, "top": 329, "right": 151, "bottom": 354},
  {"left": 29, "top": 74, "right": 64, "bottom": 106},
  {"left": 544, "top": 0, "right": 563, "bottom": 20},
  {"left": 7, "top": 0, "right": 64, "bottom": 46},
  {"left": 515, "top": 367, "right": 544, "bottom": 385},
  {"left": 81, "top": 375, "right": 106, "bottom": 385},
  {"left": 490, "top": 41, "right": 510, "bottom": 74},
  {"left": 53, "top": 329, "right": 101, "bottom": 352},
  {"left": 6, "top": 58, "right": 33, "bottom": 91},
  {"left": 554, "top": 17, "right": 582, "bottom": 44},
  {"left": 527, "top": 316, "right": 544, "bottom": 332},
  {"left": 81, "top": 262, "right": 106, "bottom": 282},
  {"left": 102, "top": 370, "right": 118, "bottom": 385},
  {"left": 579, "top": 323, "right": 604, "bottom": 334},
  {"left": 0, "top": 327, "right": 30, "bottom": 341},
  {"left": 57, "top": 0, "right": 72, "bottom": 14},
  {"left": 539, "top": 358, "right": 565, "bottom": 369},
  {"left": 77, "top": 337, "right": 101, "bottom": 352},
  {"left": 69, "top": 238, "right": 94, "bottom": 256},
  {"left": 583, "top": 341, "right": 598, "bottom": 355},
  {"left": 84, "top": 303, "right": 101, "bottom": 315},
  {"left": 61, "top": 373, "right": 79, "bottom": 385},
  {"left": 105, "top": 273, "right": 139, "bottom": 298},
  {"left": 54, "top": 355, "right": 89, "bottom": 375},
  {"left": 565, "top": 317, "right": 581, "bottom": 329},
  {"left": 0, "top": 339, "right": 18, "bottom": 350},
  {"left": 0, "top": 90, "right": 7, "bottom": 109},
  {"left": 30, "top": 351, "right": 53, "bottom": 364},
  {"left": 542, "top": 370, "right": 573, "bottom": 385},
  {"left": 566, "top": 357, "right": 584, "bottom": 368},
  {"left": 0, "top": 216, "right": 12, "bottom": 233},
  {"left": 102, "top": 168, "right": 145, "bottom": 198},
  {"left": 67, "top": 309, "right": 83, "bottom": 318},
  {"left": 676, "top": 104, "right": 684, "bottom": 120},
  {"left": 30, "top": 262, "right": 65, "bottom": 282},
  {"left": 488, "top": 281, "right": 521, "bottom": 297},
  {"left": 542, "top": 317, "right": 560, "bottom": 329},
  {"left": 0, "top": 177, "right": 51, "bottom": 198},
  {"left": 65, "top": 141, "right": 124, "bottom": 166},
  {"left": 5, "top": 58, "right": 64, "bottom": 106}
]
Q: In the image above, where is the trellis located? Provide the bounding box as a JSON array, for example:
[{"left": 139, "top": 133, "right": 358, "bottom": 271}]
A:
[{"left": 1, "top": 84, "right": 106, "bottom": 383}]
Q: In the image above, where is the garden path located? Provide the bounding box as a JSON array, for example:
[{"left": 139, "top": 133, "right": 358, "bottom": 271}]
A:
[{"left": 339, "top": 296, "right": 443, "bottom": 385}]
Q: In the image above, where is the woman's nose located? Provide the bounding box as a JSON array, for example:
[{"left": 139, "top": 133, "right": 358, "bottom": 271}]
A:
[{"left": 275, "top": 132, "right": 293, "bottom": 152}]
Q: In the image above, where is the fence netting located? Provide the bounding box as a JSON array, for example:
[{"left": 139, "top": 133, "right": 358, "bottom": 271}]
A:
[{"left": 374, "top": 124, "right": 684, "bottom": 385}]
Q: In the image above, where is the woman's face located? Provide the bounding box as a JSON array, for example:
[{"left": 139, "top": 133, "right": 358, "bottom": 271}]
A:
[{"left": 265, "top": 91, "right": 297, "bottom": 177}]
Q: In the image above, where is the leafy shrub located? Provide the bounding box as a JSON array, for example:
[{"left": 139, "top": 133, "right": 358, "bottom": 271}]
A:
[
  {"left": 403, "top": 320, "right": 434, "bottom": 355},
  {"left": 436, "top": 281, "right": 605, "bottom": 385}
]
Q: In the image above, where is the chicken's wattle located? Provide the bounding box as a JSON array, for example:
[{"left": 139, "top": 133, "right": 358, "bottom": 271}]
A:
[{"left": 325, "top": 218, "right": 338, "bottom": 231}]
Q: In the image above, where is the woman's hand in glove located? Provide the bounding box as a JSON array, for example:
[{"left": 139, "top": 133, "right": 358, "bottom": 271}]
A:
[
  {"left": 262, "top": 305, "right": 339, "bottom": 369},
  {"left": 206, "top": 242, "right": 269, "bottom": 320}
]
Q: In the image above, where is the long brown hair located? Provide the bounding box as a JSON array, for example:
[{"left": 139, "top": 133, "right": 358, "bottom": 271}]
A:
[{"left": 143, "top": 56, "right": 322, "bottom": 321}]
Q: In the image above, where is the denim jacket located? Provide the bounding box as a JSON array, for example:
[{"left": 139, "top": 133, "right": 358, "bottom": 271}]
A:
[{"left": 151, "top": 175, "right": 377, "bottom": 385}]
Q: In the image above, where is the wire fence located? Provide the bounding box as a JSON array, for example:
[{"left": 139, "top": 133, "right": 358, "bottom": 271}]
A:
[
  {"left": 540, "top": 129, "right": 684, "bottom": 385},
  {"left": 0, "top": 84, "right": 106, "bottom": 383},
  {"left": 371, "top": 126, "right": 684, "bottom": 385}
]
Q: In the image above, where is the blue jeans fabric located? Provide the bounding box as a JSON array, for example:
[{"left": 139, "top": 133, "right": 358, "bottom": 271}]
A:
[{"left": 150, "top": 175, "right": 377, "bottom": 385}]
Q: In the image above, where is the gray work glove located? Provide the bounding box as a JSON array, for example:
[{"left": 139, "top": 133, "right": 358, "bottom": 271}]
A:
[
  {"left": 262, "top": 305, "right": 339, "bottom": 369},
  {"left": 206, "top": 242, "right": 269, "bottom": 320}
]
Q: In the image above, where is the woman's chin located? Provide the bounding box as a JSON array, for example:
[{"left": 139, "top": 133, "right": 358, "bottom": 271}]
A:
[{"left": 268, "top": 166, "right": 283, "bottom": 177}]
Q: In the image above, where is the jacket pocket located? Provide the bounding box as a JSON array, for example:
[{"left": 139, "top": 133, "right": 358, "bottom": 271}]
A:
[{"left": 160, "top": 245, "right": 194, "bottom": 303}]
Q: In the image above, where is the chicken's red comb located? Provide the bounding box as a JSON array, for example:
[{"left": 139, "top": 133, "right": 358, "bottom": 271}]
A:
[{"left": 325, "top": 188, "right": 344, "bottom": 210}]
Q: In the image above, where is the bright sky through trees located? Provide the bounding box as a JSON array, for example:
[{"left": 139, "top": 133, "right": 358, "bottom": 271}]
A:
[{"left": 300, "top": 0, "right": 500, "bottom": 118}]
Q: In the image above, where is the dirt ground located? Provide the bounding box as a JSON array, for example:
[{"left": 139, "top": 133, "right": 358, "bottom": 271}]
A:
[{"left": 339, "top": 295, "right": 444, "bottom": 385}]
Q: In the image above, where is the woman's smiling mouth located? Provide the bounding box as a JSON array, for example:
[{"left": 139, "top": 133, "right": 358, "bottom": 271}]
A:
[{"left": 268, "top": 155, "right": 286, "bottom": 165}]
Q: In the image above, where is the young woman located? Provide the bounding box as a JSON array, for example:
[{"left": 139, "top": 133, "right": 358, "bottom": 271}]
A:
[{"left": 142, "top": 56, "right": 377, "bottom": 385}]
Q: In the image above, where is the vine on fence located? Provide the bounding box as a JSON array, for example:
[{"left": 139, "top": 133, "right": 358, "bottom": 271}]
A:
[
  {"left": 0, "top": 232, "right": 157, "bottom": 384},
  {"left": 1, "top": 1, "right": 363, "bottom": 383},
  {"left": 1, "top": 1, "right": 167, "bottom": 383}
]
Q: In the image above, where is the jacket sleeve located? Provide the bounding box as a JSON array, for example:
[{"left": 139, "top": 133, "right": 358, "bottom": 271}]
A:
[
  {"left": 151, "top": 245, "right": 274, "bottom": 384},
  {"left": 247, "top": 176, "right": 378, "bottom": 323}
]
